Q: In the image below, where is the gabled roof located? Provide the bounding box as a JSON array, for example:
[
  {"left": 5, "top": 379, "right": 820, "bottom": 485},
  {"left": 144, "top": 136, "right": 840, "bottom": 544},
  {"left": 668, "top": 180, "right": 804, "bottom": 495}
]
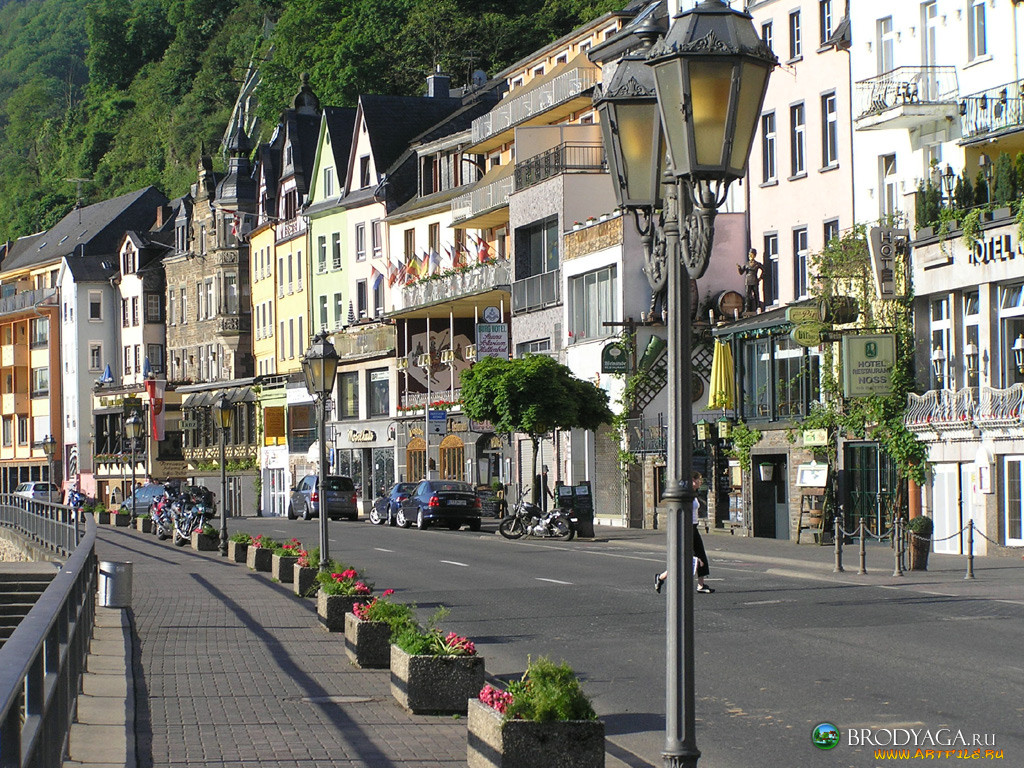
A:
[
  {"left": 0, "top": 232, "right": 44, "bottom": 272},
  {"left": 2, "top": 187, "right": 168, "bottom": 274},
  {"left": 324, "top": 107, "right": 357, "bottom": 180},
  {"left": 359, "top": 94, "right": 464, "bottom": 177}
]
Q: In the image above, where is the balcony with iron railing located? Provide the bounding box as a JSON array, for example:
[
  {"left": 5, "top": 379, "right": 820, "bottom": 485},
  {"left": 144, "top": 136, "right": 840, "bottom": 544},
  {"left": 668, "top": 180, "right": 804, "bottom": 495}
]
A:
[
  {"left": 402, "top": 259, "right": 512, "bottom": 311},
  {"left": 333, "top": 323, "right": 397, "bottom": 360},
  {"left": 512, "top": 269, "right": 561, "bottom": 313},
  {"left": 905, "top": 384, "right": 1024, "bottom": 436},
  {"left": 470, "top": 63, "right": 599, "bottom": 149},
  {"left": 514, "top": 143, "right": 606, "bottom": 192},
  {"left": 853, "top": 66, "right": 959, "bottom": 130},
  {"left": 451, "top": 173, "right": 514, "bottom": 226},
  {"left": 0, "top": 288, "right": 57, "bottom": 318},
  {"left": 399, "top": 387, "right": 462, "bottom": 412},
  {"left": 960, "top": 79, "right": 1024, "bottom": 142}
]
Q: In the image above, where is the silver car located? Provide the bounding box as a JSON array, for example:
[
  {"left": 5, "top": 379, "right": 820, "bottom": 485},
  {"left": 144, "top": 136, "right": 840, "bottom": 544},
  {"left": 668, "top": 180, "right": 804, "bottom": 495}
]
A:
[
  {"left": 14, "top": 481, "right": 59, "bottom": 501},
  {"left": 288, "top": 475, "right": 358, "bottom": 521}
]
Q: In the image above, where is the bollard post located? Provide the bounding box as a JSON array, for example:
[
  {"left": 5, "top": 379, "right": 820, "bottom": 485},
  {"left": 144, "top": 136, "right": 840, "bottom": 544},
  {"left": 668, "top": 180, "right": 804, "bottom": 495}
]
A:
[
  {"left": 833, "top": 513, "right": 844, "bottom": 573},
  {"left": 965, "top": 519, "right": 975, "bottom": 580},
  {"left": 858, "top": 518, "right": 867, "bottom": 575},
  {"left": 892, "top": 516, "right": 904, "bottom": 577}
]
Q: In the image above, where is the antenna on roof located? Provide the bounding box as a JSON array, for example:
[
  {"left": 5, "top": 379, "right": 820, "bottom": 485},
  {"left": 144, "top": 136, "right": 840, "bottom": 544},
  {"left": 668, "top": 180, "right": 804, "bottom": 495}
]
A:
[{"left": 65, "top": 178, "right": 92, "bottom": 224}]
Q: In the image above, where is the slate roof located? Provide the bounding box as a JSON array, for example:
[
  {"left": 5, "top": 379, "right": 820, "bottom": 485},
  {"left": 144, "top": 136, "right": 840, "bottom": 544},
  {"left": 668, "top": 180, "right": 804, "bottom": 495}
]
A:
[
  {"left": 324, "top": 107, "right": 357, "bottom": 180},
  {"left": 359, "top": 95, "right": 464, "bottom": 178},
  {"left": 2, "top": 187, "right": 168, "bottom": 276}
]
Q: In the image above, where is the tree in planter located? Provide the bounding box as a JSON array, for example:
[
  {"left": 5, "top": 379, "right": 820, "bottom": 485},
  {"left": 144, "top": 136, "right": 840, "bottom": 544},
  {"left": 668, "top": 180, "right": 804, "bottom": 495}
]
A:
[
  {"left": 460, "top": 355, "right": 614, "bottom": 487},
  {"left": 801, "top": 224, "right": 929, "bottom": 523}
]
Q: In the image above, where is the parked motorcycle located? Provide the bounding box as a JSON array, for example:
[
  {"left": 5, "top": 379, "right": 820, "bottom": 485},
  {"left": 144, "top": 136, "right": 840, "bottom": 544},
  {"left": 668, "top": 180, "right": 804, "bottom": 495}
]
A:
[
  {"left": 498, "top": 490, "right": 575, "bottom": 541},
  {"left": 151, "top": 492, "right": 174, "bottom": 541},
  {"left": 172, "top": 488, "right": 214, "bottom": 546}
]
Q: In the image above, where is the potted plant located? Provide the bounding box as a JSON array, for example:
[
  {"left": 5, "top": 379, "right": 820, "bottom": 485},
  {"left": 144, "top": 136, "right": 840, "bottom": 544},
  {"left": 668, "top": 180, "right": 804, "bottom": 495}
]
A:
[
  {"left": 907, "top": 515, "right": 933, "bottom": 571},
  {"left": 227, "top": 532, "right": 251, "bottom": 563},
  {"left": 271, "top": 538, "right": 303, "bottom": 584},
  {"left": 468, "top": 656, "right": 604, "bottom": 768},
  {"left": 316, "top": 567, "right": 372, "bottom": 631},
  {"left": 114, "top": 509, "right": 132, "bottom": 527},
  {"left": 135, "top": 514, "right": 152, "bottom": 533},
  {"left": 246, "top": 534, "right": 278, "bottom": 572},
  {"left": 345, "top": 589, "right": 415, "bottom": 669},
  {"left": 390, "top": 607, "right": 484, "bottom": 715},
  {"left": 293, "top": 547, "right": 319, "bottom": 597},
  {"left": 191, "top": 523, "right": 219, "bottom": 551}
]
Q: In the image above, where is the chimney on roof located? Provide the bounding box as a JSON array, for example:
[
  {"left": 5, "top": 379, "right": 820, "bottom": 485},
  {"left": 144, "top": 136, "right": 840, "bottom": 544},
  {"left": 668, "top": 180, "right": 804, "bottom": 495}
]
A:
[{"left": 427, "top": 65, "right": 450, "bottom": 99}]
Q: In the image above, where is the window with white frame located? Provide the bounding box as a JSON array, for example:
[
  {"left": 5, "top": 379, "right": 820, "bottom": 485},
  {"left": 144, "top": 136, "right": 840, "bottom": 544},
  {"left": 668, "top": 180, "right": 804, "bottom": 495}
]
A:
[
  {"left": 788, "top": 10, "right": 802, "bottom": 60},
  {"left": 964, "top": 290, "right": 979, "bottom": 384},
  {"left": 147, "top": 344, "right": 164, "bottom": 373},
  {"left": 761, "top": 21, "right": 773, "bottom": 53},
  {"left": 89, "top": 291, "right": 102, "bottom": 321},
  {"left": 823, "top": 219, "right": 839, "bottom": 248},
  {"left": 355, "top": 223, "right": 366, "bottom": 261},
  {"left": 569, "top": 265, "right": 617, "bottom": 343},
  {"left": 318, "top": 235, "right": 327, "bottom": 272},
  {"left": 930, "top": 296, "right": 951, "bottom": 389},
  {"left": 999, "top": 283, "right": 1024, "bottom": 387},
  {"left": 516, "top": 338, "right": 552, "bottom": 357},
  {"left": 790, "top": 103, "right": 806, "bottom": 177},
  {"left": 821, "top": 91, "right": 838, "bottom": 167},
  {"left": 319, "top": 295, "right": 328, "bottom": 330},
  {"left": 764, "top": 233, "right": 779, "bottom": 306},
  {"left": 819, "top": 0, "right": 833, "bottom": 45},
  {"left": 968, "top": 0, "right": 987, "bottom": 61},
  {"left": 323, "top": 167, "right": 334, "bottom": 197},
  {"left": 31, "top": 367, "right": 48, "bottom": 397},
  {"left": 17, "top": 415, "right": 28, "bottom": 445},
  {"left": 793, "top": 227, "right": 809, "bottom": 299},
  {"left": 761, "top": 112, "right": 776, "bottom": 183},
  {"left": 89, "top": 343, "right": 102, "bottom": 372},
  {"left": 877, "top": 16, "right": 895, "bottom": 74},
  {"left": 367, "top": 369, "right": 389, "bottom": 417},
  {"left": 225, "top": 273, "right": 238, "bottom": 314},
  {"left": 372, "top": 220, "right": 382, "bottom": 259},
  {"left": 1003, "top": 457, "right": 1024, "bottom": 544},
  {"left": 881, "top": 154, "right": 898, "bottom": 219},
  {"left": 332, "top": 233, "right": 342, "bottom": 269}
]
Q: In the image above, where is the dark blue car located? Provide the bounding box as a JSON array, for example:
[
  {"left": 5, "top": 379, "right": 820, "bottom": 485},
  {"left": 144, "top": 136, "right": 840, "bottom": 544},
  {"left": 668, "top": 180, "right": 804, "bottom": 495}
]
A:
[
  {"left": 370, "top": 482, "right": 417, "bottom": 526},
  {"left": 397, "top": 480, "right": 482, "bottom": 531}
]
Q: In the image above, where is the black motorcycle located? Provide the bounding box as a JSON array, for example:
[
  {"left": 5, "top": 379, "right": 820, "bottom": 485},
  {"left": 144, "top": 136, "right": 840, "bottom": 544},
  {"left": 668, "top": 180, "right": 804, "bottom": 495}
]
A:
[
  {"left": 498, "top": 490, "right": 575, "bottom": 541},
  {"left": 152, "top": 492, "right": 175, "bottom": 541},
  {"left": 172, "top": 488, "right": 214, "bottom": 546}
]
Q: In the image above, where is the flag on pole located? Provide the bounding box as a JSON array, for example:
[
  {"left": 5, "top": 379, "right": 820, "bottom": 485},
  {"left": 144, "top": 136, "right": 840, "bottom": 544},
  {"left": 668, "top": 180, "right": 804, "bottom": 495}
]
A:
[
  {"left": 429, "top": 249, "right": 441, "bottom": 274},
  {"left": 371, "top": 266, "right": 384, "bottom": 291}
]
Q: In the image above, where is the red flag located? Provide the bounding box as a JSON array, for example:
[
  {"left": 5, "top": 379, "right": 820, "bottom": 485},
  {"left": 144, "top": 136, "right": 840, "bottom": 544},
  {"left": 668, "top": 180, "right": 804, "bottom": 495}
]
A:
[{"left": 145, "top": 379, "right": 166, "bottom": 441}]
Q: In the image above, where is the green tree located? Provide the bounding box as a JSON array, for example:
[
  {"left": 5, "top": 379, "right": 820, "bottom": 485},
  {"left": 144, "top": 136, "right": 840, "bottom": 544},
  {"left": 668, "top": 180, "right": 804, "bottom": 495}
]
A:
[
  {"left": 459, "top": 355, "right": 613, "bottom": 482},
  {"left": 992, "top": 151, "right": 1015, "bottom": 206}
]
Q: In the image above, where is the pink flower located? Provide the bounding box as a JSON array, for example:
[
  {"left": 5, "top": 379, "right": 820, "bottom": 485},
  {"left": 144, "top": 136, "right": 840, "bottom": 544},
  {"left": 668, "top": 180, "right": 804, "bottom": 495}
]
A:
[{"left": 382, "top": 589, "right": 395, "bottom": 597}]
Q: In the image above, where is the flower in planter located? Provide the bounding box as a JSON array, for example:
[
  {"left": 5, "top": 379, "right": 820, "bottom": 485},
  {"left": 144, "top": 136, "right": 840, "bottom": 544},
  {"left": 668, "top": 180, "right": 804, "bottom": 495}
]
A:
[
  {"left": 479, "top": 657, "right": 596, "bottom": 722},
  {"left": 272, "top": 538, "right": 303, "bottom": 557},
  {"left": 393, "top": 606, "right": 477, "bottom": 657},
  {"left": 317, "top": 567, "right": 372, "bottom": 596},
  {"left": 199, "top": 523, "right": 217, "bottom": 538},
  {"left": 229, "top": 532, "right": 252, "bottom": 545},
  {"left": 250, "top": 534, "right": 280, "bottom": 550}
]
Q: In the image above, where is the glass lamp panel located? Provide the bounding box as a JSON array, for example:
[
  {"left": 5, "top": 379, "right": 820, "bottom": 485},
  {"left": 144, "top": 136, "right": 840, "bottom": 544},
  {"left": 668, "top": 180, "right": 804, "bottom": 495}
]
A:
[
  {"left": 618, "top": 101, "right": 661, "bottom": 206},
  {"left": 728, "top": 61, "right": 771, "bottom": 174},
  {"left": 598, "top": 106, "right": 626, "bottom": 207},
  {"left": 323, "top": 354, "right": 339, "bottom": 392},
  {"left": 689, "top": 59, "right": 733, "bottom": 169},
  {"left": 301, "top": 357, "right": 316, "bottom": 396},
  {"left": 652, "top": 60, "right": 689, "bottom": 177}
]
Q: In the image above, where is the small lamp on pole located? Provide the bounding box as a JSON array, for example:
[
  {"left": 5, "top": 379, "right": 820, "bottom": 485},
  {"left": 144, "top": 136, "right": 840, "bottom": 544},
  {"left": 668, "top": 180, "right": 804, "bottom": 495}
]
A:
[
  {"left": 124, "top": 413, "right": 143, "bottom": 522},
  {"left": 214, "top": 391, "right": 233, "bottom": 556},
  {"left": 302, "top": 331, "right": 340, "bottom": 571},
  {"left": 41, "top": 435, "right": 58, "bottom": 503},
  {"left": 1013, "top": 334, "right": 1024, "bottom": 375}
]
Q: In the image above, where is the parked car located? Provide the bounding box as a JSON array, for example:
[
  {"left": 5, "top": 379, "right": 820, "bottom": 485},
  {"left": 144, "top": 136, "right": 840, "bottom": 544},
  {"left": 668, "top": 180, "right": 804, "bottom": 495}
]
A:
[
  {"left": 288, "top": 475, "right": 358, "bottom": 521},
  {"left": 370, "top": 482, "right": 417, "bottom": 525},
  {"left": 14, "top": 481, "right": 59, "bottom": 502},
  {"left": 397, "top": 479, "right": 482, "bottom": 531},
  {"left": 119, "top": 483, "right": 167, "bottom": 516}
]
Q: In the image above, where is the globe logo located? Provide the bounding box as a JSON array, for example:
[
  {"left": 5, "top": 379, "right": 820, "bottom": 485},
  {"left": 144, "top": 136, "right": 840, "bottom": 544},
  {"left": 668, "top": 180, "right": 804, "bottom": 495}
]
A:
[{"left": 812, "top": 723, "right": 840, "bottom": 750}]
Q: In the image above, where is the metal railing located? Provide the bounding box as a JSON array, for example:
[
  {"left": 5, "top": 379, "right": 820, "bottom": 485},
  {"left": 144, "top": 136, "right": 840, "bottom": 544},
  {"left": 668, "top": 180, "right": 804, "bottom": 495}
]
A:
[
  {"left": 853, "top": 65, "right": 958, "bottom": 121},
  {"left": 511, "top": 269, "right": 561, "bottom": 313},
  {"left": 513, "top": 143, "right": 606, "bottom": 192},
  {"left": 0, "top": 498, "right": 96, "bottom": 768},
  {"left": 0, "top": 288, "right": 57, "bottom": 318},
  {"left": 624, "top": 413, "right": 667, "bottom": 455},
  {"left": 960, "top": 79, "right": 1024, "bottom": 141},
  {"left": 906, "top": 384, "right": 1024, "bottom": 434},
  {"left": 451, "top": 174, "right": 514, "bottom": 224}
]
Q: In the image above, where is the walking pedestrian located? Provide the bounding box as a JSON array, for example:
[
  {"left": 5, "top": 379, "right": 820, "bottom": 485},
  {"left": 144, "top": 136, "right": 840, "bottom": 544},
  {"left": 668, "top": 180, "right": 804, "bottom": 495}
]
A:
[{"left": 655, "top": 472, "right": 714, "bottom": 593}]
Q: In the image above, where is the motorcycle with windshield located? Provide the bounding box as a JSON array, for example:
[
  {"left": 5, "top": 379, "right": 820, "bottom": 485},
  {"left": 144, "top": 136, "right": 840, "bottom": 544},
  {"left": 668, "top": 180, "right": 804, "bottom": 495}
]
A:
[
  {"left": 172, "top": 487, "right": 215, "bottom": 546},
  {"left": 498, "top": 488, "right": 575, "bottom": 541}
]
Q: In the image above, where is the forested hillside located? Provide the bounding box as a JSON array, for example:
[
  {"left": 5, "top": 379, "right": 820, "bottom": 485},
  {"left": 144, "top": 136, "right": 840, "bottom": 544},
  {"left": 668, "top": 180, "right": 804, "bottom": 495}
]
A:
[{"left": 0, "top": 0, "right": 625, "bottom": 243}]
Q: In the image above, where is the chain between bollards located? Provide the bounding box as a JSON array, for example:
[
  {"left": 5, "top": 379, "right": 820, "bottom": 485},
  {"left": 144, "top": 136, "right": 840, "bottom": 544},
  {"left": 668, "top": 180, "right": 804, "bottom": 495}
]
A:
[
  {"left": 892, "top": 516, "right": 904, "bottom": 577},
  {"left": 833, "top": 512, "right": 844, "bottom": 573},
  {"left": 965, "top": 519, "right": 975, "bottom": 580},
  {"left": 858, "top": 518, "right": 867, "bottom": 575}
]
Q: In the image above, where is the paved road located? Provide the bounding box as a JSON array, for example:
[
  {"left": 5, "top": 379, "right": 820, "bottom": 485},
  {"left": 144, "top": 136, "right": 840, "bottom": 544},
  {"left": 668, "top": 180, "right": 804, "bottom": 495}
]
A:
[{"left": 235, "top": 516, "right": 1024, "bottom": 768}]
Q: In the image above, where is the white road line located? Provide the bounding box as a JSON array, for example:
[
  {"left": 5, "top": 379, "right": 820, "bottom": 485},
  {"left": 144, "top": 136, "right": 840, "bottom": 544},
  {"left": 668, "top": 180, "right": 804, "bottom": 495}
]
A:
[
  {"left": 440, "top": 560, "right": 469, "bottom": 567},
  {"left": 374, "top": 547, "right": 394, "bottom": 553},
  {"left": 535, "top": 577, "right": 573, "bottom": 585}
]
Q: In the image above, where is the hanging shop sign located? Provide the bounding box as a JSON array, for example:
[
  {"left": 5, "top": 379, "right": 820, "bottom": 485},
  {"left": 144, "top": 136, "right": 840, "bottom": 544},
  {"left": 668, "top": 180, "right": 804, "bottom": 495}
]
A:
[
  {"left": 868, "top": 227, "right": 909, "bottom": 300},
  {"left": 601, "top": 341, "right": 630, "bottom": 373},
  {"left": 842, "top": 334, "right": 896, "bottom": 398}
]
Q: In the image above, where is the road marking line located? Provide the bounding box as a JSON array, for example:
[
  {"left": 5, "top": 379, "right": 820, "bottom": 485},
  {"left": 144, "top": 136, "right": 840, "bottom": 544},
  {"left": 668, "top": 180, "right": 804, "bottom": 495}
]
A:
[
  {"left": 440, "top": 560, "right": 469, "bottom": 567},
  {"left": 374, "top": 547, "right": 394, "bottom": 553},
  {"left": 535, "top": 577, "right": 573, "bottom": 585},
  {"left": 742, "top": 599, "right": 790, "bottom": 605}
]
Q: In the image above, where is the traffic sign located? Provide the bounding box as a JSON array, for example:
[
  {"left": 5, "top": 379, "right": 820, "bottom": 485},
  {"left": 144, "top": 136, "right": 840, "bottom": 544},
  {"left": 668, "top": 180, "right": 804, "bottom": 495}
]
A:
[{"left": 428, "top": 409, "right": 447, "bottom": 434}]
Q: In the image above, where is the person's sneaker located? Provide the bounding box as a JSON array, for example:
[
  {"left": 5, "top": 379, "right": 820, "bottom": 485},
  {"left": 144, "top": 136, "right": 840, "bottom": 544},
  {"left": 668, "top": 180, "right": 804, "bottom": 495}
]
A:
[
  {"left": 654, "top": 574, "right": 663, "bottom": 594},
  {"left": 696, "top": 585, "right": 715, "bottom": 594}
]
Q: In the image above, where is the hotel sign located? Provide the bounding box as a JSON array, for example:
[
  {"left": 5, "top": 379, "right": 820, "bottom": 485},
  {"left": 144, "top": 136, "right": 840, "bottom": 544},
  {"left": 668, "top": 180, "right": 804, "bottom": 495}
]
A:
[{"left": 842, "top": 334, "right": 896, "bottom": 398}]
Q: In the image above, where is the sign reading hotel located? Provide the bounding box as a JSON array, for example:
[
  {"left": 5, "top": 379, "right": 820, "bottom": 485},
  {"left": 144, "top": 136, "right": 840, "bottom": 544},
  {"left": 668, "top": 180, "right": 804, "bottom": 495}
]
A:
[
  {"left": 476, "top": 323, "right": 509, "bottom": 359},
  {"left": 868, "top": 227, "right": 908, "bottom": 300},
  {"left": 842, "top": 334, "right": 896, "bottom": 398}
]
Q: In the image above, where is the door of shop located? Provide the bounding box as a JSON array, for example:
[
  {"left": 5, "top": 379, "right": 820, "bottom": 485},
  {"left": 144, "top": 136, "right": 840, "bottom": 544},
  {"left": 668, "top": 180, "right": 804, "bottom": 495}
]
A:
[{"left": 843, "top": 442, "right": 902, "bottom": 537}]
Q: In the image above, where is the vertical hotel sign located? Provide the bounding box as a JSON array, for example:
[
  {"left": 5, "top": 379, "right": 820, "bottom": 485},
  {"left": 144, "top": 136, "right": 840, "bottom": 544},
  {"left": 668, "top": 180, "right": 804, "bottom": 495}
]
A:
[
  {"left": 842, "top": 334, "right": 896, "bottom": 398},
  {"left": 868, "top": 227, "right": 909, "bottom": 300}
]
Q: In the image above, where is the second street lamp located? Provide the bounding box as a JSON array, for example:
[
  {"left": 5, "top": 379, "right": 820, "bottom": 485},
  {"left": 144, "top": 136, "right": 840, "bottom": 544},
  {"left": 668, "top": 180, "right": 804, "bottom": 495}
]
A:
[
  {"left": 124, "top": 412, "right": 144, "bottom": 523},
  {"left": 41, "top": 435, "right": 58, "bottom": 503},
  {"left": 302, "top": 331, "right": 340, "bottom": 571},
  {"left": 595, "top": 3, "right": 775, "bottom": 766},
  {"left": 214, "top": 391, "right": 232, "bottom": 556}
]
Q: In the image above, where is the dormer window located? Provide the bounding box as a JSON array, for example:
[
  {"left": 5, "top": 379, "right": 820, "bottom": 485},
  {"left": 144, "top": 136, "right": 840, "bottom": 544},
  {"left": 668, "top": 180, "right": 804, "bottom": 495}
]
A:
[
  {"left": 360, "top": 155, "right": 371, "bottom": 188},
  {"left": 324, "top": 167, "right": 334, "bottom": 197}
]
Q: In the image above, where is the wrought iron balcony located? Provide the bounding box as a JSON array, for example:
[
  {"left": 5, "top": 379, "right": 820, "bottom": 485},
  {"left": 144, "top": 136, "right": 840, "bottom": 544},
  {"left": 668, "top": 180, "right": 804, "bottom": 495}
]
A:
[
  {"left": 451, "top": 173, "right": 514, "bottom": 226},
  {"left": 854, "top": 66, "right": 959, "bottom": 130},
  {"left": 624, "top": 414, "right": 666, "bottom": 455},
  {"left": 960, "top": 79, "right": 1024, "bottom": 142},
  {"left": 332, "top": 323, "right": 397, "bottom": 360},
  {"left": 906, "top": 385, "right": 1024, "bottom": 436},
  {"left": 402, "top": 259, "right": 511, "bottom": 310},
  {"left": 514, "top": 143, "right": 606, "bottom": 192}
]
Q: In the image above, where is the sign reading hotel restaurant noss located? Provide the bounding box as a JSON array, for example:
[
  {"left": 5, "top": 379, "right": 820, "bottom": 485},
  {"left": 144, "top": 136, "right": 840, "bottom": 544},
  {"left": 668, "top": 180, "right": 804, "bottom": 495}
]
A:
[{"left": 842, "top": 334, "right": 896, "bottom": 397}]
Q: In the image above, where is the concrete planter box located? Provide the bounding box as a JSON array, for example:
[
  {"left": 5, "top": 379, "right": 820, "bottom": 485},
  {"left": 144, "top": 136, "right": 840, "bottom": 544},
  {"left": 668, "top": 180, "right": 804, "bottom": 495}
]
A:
[
  {"left": 114, "top": 514, "right": 132, "bottom": 527},
  {"left": 135, "top": 517, "right": 152, "bottom": 533},
  {"left": 344, "top": 613, "right": 391, "bottom": 668},
  {"left": 246, "top": 546, "right": 273, "bottom": 572},
  {"left": 390, "top": 643, "right": 485, "bottom": 715},
  {"left": 271, "top": 554, "right": 298, "bottom": 584},
  {"left": 317, "top": 591, "right": 362, "bottom": 632},
  {"left": 466, "top": 698, "right": 605, "bottom": 768},
  {"left": 227, "top": 541, "right": 248, "bottom": 563},
  {"left": 293, "top": 566, "right": 318, "bottom": 597},
  {"left": 191, "top": 532, "right": 219, "bottom": 552},
  {"left": 96, "top": 511, "right": 111, "bottom": 525}
]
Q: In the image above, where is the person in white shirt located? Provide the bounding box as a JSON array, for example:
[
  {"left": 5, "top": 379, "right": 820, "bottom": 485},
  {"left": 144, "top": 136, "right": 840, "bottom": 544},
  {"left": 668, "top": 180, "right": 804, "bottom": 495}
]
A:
[{"left": 655, "top": 472, "right": 714, "bottom": 594}]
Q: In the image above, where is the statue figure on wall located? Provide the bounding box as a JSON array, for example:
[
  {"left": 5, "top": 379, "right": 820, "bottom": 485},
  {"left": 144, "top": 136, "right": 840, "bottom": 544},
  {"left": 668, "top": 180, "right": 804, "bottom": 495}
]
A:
[{"left": 738, "top": 248, "right": 764, "bottom": 314}]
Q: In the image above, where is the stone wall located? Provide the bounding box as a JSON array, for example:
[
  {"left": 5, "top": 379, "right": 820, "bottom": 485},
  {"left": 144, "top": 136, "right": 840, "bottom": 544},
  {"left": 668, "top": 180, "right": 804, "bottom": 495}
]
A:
[{"left": 0, "top": 535, "right": 29, "bottom": 562}]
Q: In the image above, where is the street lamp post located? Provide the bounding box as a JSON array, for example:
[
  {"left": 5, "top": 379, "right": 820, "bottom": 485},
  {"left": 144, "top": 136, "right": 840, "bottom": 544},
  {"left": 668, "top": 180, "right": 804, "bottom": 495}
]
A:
[
  {"left": 302, "top": 331, "right": 340, "bottom": 571},
  {"left": 41, "top": 435, "right": 57, "bottom": 503},
  {"left": 214, "top": 392, "right": 233, "bottom": 556},
  {"left": 595, "top": 4, "right": 775, "bottom": 766},
  {"left": 124, "top": 413, "right": 143, "bottom": 523}
]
